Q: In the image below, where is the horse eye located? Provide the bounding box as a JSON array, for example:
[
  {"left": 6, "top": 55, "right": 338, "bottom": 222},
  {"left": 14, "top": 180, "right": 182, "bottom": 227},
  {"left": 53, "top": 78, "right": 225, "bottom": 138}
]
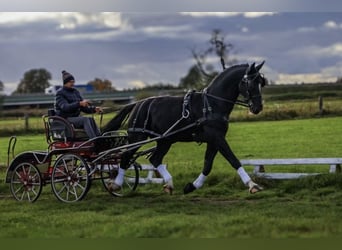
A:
[{"left": 261, "top": 77, "right": 267, "bottom": 87}]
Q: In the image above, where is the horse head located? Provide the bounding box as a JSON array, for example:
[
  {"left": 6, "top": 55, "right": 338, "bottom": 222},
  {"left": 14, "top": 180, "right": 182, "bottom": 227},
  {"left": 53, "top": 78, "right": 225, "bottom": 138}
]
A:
[{"left": 239, "top": 61, "right": 267, "bottom": 114}]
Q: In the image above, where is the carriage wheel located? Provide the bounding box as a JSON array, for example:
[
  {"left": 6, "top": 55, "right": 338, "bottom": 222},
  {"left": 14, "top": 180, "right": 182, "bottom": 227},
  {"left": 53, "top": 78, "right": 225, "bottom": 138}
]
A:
[
  {"left": 100, "top": 162, "right": 139, "bottom": 197},
  {"left": 51, "top": 154, "right": 90, "bottom": 203},
  {"left": 10, "top": 162, "right": 42, "bottom": 202}
]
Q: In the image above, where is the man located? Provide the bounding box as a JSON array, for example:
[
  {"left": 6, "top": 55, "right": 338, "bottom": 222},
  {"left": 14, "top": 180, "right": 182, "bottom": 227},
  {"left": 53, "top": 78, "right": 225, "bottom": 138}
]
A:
[{"left": 54, "top": 70, "right": 102, "bottom": 138}]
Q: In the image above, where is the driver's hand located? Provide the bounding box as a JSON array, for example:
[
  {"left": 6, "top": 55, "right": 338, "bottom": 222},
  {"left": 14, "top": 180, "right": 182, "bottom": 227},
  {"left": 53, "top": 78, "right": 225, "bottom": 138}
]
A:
[
  {"left": 79, "top": 100, "right": 90, "bottom": 107},
  {"left": 95, "top": 107, "right": 103, "bottom": 113}
]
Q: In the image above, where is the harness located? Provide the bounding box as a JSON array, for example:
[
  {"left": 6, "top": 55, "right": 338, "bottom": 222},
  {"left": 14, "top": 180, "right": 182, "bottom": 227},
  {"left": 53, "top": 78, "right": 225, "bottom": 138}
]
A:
[
  {"left": 128, "top": 86, "right": 251, "bottom": 139},
  {"left": 128, "top": 91, "right": 202, "bottom": 138},
  {"left": 128, "top": 70, "right": 262, "bottom": 139}
]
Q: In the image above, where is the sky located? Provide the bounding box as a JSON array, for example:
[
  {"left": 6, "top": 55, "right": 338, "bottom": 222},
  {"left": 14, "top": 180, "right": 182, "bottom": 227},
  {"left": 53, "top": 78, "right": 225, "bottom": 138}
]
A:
[
  {"left": 0, "top": 11, "right": 342, "bottom": 94},
  {"left": 1, "top": 0, "right": 341, "bottom": 12}
]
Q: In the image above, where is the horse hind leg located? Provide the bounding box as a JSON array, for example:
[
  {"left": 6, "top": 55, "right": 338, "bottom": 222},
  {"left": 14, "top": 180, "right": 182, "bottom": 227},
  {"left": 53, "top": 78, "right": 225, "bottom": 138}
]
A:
[
  {"left": 105, "top": 148, "right": 139, "bottom": 192},
  {"left": 149, "top": 141, "right": 173, "bottom": 194},
  {"left": 107, "top": 134, "right": 146, "bottom": 192}
]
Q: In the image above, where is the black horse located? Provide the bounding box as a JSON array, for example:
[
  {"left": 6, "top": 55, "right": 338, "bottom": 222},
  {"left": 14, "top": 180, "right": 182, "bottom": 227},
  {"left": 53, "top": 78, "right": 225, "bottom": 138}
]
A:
[{"left": 103, "top": 61, "right": 266, "bottom": 194}]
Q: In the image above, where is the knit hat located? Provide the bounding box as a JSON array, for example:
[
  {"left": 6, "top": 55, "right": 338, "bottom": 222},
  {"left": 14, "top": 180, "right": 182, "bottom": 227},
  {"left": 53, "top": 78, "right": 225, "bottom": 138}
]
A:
[{"left": 62, "top": 70, "right": 75, "bottom": 84}]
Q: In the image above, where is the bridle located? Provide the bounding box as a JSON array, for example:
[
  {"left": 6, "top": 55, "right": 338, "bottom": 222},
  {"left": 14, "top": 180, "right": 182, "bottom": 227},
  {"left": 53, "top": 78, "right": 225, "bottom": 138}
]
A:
[
  {"left": 239, "top": 72, "right": 263, "bottom": 104},
  {"left": 203, "top": 71, "right": 264, "bottom": 109}
]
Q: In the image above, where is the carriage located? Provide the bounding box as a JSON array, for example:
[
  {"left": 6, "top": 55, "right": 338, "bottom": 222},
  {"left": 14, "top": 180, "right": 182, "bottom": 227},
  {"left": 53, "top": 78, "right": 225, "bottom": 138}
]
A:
[{"left": 5, "top": 111, "right": 156, "bottom": 203}]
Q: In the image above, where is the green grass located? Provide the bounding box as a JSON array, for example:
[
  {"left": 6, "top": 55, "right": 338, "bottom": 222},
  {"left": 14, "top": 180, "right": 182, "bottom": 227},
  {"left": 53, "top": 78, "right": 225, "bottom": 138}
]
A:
[
  {"left": 0, "top": 117, "right": 342, "bottom": 238},
  {"left": 1, "top": 177, "right": 342, "bottom": 238}
]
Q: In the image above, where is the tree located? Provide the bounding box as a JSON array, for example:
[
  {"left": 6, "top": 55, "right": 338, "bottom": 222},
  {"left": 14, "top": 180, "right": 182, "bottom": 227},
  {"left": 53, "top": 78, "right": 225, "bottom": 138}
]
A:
[
  {"left": 0, "top": 80, "right": 4, "bottom": 114},
  {"left": 336, "top": 77, "right": 342, "bottom": 84},
  {"left": 0, "top": 80, "right": 4, "bottom": 93},
  {"left": 87, "top": 78, "right": 115, "bottom": 92},
  {"left": 14, "top": 68, "right": 51, "bottom": 94},
  {"left": 179, "top": 29, "right": 237, "bottom": 89},
  {"left": 179, "top": 65, "right": 208, "bottom": 90}
]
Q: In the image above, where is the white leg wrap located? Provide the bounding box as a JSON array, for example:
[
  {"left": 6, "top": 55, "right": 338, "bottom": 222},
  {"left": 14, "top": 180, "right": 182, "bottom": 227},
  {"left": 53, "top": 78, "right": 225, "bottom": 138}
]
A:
[
  {"left": 237, "top": 167, "right": 251, "bottom": 185},
  {"left": 114, "top": 167, "right": 126, "bottom": 186},
  {"left": 193, "top": 173, "right": 207, "bottom": 189},
  {"left": 157, "top": 164, "right": 172, "bottom": 183}
]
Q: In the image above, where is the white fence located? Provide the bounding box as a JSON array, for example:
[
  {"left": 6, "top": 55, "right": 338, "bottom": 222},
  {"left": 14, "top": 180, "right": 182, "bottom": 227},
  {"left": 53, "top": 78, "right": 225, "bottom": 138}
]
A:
[{"left": 240, "top": 158, "right": 342, "bottom": 179}]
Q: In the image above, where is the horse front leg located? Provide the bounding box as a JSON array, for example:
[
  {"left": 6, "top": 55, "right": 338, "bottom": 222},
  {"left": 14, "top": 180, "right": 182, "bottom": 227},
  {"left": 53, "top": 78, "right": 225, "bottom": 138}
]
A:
[
  {"left": 216, "top": 137, "right": 263, "bottom": 194},
  {"left": 184, "top": 143, "right": 218, "bottom": 194}
]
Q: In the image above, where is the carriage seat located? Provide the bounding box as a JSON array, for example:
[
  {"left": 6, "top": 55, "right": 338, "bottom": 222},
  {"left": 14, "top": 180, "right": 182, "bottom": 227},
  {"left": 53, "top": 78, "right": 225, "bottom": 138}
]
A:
[{"left": 44, "top": 109, "right": 89, "bottom": 142}]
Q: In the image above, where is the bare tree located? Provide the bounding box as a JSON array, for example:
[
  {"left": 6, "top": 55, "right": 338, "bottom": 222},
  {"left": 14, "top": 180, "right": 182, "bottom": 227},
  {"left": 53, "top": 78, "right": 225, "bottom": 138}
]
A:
[
  {"left": 180, "top": 29, "right": 237, "bottom": 90},
  {"left": 193, "top": 29, "right": 236, "bottom": 76}
]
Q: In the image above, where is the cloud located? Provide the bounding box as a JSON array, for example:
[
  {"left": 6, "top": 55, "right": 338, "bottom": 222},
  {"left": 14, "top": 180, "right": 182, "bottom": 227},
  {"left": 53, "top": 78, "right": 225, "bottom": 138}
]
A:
[
  {"left": 57, "top": 12, "right": 124, "bottom": 30},
  {"left": 0, "top": 12, "right": 125, "bottom": 29},
  {"left": 180, "top": 12, "right": 276, "bottom": 18},
  {"left": 289, "top": 43, "right": 342, "bottom": 59},
  {"left": 141, "top": 24, "right": 193, "bottom": 38},
  {"left": 277, "top": 73, "right": 336, "bottom": 84},
  {"left": 2, "top": 0, "right": 342, "bottom": 12},
  {"left": 316, "top": 43, "right": 342, "bottom": 57},
  {"left": 243, "top": 12, "right": 277, "bottom": 18},
  {"left": 241, "top": 26, "right": 249, "bottom": 33},
  {"left": 128, "top": 80, "right": 146, "bottom": 88},
  {"left": 297, "top": 20, "right": 342, "bottom": 33},
  {"left": 324, "top": 20, "right": 342, "bottom": 30},
  {"left": 275, "top": 62, "right": 342, "bottom": 84},
  {"left": 0, "top": 12, "right": 55, "bottom": 25},
  {"left": 0, "top": 12, "right": 132, "bottom": 43},
  {"left": 296, "top": 26, "right": 317, "bottom": 33}
]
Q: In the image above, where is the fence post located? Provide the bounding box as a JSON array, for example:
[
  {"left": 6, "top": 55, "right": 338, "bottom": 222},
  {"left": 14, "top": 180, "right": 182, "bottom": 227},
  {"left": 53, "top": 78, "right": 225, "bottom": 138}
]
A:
[
  {"left": 318, "top": 96, "right": 323, "bottom": 116},
  {"left": 24, "top": 113, "right": 29, "bottom": 131}
]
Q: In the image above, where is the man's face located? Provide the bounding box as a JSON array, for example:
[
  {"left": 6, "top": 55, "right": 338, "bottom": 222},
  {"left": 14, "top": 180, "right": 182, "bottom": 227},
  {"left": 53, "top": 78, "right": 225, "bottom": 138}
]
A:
[{"left": 65, "top": 80, "right": 75, "bottom": 88}]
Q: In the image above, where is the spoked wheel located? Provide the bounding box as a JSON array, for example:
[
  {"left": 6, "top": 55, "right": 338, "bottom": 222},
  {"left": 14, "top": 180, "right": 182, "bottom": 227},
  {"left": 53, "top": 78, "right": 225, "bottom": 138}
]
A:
[
  {"left": 51, "top": 154, "right": 90, "bottom": 203},
  {"left": 100, "top": 162, "right": 139, "bottom": 197},
  {"left": 10, "top": 162, "right": 42, "bottom": 202}
]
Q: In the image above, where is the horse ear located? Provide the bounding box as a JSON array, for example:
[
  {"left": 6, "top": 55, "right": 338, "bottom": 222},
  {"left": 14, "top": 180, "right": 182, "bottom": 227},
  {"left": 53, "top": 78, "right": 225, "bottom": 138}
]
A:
[
  {"left": 246, "top": 62, "right": 256, "bottom": 75},
  {"left": 255, "top": 60, "right": 265, "bottom": 72}
]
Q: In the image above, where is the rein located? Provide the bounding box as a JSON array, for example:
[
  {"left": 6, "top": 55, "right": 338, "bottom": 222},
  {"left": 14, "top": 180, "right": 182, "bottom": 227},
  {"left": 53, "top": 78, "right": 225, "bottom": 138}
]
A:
[
  {"left": 204, "top": 92, "right": 250, "bottom": 108},
  {"left": 203, "top": 88, "right": 250, "bottom": 108}
]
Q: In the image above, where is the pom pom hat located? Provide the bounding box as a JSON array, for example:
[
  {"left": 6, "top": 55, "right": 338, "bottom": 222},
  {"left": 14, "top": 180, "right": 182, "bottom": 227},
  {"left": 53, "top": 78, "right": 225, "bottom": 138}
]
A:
[{"left": 62, "top": 70, "right": 75, "bottom": 84}]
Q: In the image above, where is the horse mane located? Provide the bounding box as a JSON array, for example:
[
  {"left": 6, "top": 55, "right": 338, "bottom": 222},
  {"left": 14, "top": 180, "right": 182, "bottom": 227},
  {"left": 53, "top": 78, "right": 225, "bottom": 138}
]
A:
[{"left": 206, "top": 63, "right": 248, "bottom": 89}]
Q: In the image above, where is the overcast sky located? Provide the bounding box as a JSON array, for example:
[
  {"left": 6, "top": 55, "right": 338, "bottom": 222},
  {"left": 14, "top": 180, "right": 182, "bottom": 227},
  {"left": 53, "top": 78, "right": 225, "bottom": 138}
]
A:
[
  {"left": 1, "top": 0, "right": 341, "bottom": 11},
  {"left": 0, "top": 12, "right": 342, "bottom": 94}
]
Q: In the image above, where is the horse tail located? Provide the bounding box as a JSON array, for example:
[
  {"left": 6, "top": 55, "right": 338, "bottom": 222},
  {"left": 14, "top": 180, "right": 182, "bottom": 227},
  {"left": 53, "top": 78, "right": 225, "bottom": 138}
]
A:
[{"left": 103, "top": 103, "right": 136, "bottom": 132}]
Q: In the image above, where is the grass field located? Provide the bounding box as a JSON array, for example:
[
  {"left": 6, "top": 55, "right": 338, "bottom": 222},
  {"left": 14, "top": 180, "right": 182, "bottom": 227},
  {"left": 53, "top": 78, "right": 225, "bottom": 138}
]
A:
[{"left": 0, "top": 117, "right": 342, "bottom": 238}]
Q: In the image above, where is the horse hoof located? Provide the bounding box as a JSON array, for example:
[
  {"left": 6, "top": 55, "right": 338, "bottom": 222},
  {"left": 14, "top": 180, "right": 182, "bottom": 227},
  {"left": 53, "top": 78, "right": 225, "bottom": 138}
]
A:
[
  {"left": 183, "top": 183, "right": 196, "bottom": 194},
  {"left": 163, "top": 184, "right": 173, "bottom": 195},
  {"left": 106, "top": 180, "right": 122, "bottom": 192},
  {"left": 248, "top": 181, "right": 263, "bottom": 194}
]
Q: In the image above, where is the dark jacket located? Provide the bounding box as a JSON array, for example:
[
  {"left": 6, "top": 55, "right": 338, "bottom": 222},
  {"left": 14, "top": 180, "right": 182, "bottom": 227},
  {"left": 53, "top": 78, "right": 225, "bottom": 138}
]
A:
[{"left": 55, "top": 86, "right": 95, "bottom": 118}]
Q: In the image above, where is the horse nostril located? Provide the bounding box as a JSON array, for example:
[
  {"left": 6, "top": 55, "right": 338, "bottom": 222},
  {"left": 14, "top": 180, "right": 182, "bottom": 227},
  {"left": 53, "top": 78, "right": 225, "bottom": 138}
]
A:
[{"left": 250, "top": 105, "right": 261, "bottom": 114}]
